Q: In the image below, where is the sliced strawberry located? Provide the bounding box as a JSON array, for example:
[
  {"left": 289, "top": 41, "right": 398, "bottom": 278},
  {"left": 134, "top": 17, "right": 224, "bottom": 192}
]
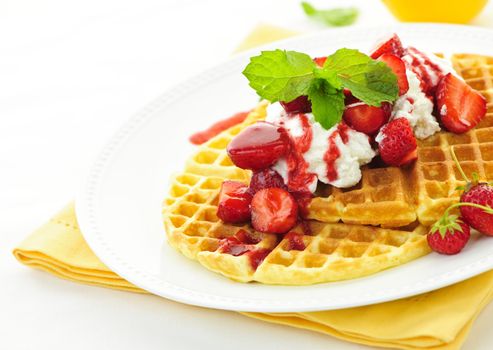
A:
[
  {"left": 251, "top": 188, "right": 298, "bottom": 234},
  {"left": 313, "top": 56, "right": 327, "bottom": 67},
  {"left": 378, "top": 54, "right": 409, "bottom": 95},
  {"left": 378, "top": 118, "right": 417, "bottom": 166},
  {"left": 343, "top": 102, "right": 392, "bottom": 136},
  {"left": 343, "top": 88, "right": 359, "bottom": 105},
  {"left": 216, "top": 181, "right": 252, "bottom": 223},
  {"left": 227, "top": 122, "right": 290, "bottom": 170},
  {"left": 280, "top": 95, "right": 312, "bottom": 113},
  {"left": 248, "top": 168, "right": 286, "bottom": 194},
  {"left": 370, "top": 33, "right": 405, "bottom": 59},
  {"left": 436, "top": 73, "right": 487, "bottom": 134}
]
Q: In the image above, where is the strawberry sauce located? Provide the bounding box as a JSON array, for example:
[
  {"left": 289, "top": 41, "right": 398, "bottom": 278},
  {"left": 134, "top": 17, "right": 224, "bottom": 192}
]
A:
[
  {"left": 405, "top": 48, "right": 446, "bottom": 93},
  {"left": 324, "top": 133, "right": 340, "bottom": 182},
  {"left": 217, "top": 229, "right": 271, "bottom": 270},
  {"left": 189, "top": 111, "right": 250, "bottom": 145},
  {"left": 285, "top": 232, "right": 306, "bottom": 251},
  {"left": 284, "top": 113, "right": 317, "bottom": 194},
  {"left": 323, "top": 123, "right": 350, "bottom": 183}
]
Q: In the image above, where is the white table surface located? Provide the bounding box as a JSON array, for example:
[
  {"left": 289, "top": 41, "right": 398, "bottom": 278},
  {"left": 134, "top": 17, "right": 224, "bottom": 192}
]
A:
[{"left": 2, "top": 1, "right": 493, "bottom": 349}]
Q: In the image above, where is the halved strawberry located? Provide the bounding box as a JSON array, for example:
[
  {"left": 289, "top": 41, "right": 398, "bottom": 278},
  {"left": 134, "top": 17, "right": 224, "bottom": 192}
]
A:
[
  {"left": 343, "top": 88, "right": 359, "bottom": 105},
  {"left": 378, "top": 118, "right": 417, "bottom": 166},
  {"left": 370, "top": 33, "right": 405, "bottom": 59},
  {"left": 378, "top": 53, "right": 409, "bottom": 95},
  {"left": 343, "top": 102, "right": 392, "bottom": 136},
  {"left": 313, "top": 56, "right": 327, "bottom": 67},
  {"left": 436, "top": 73, "right": 487, "bottom": 134},
  {"left": 217, "top": 181, "right": 252, "bottom": 223},
  {"left": 280, "top": 95, "right": 312, "bottom": 113},
  {"left": 251, "top": 188, "right": 298, "bottom": 234}
]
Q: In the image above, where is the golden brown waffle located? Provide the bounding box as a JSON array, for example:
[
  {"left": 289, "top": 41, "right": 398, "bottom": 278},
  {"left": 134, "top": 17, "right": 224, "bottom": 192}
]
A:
[
  {"left": 414, "top": 54, "right": 493, "bottom": 225},
  {"left": 308, "top": 166, "right": 417, "bottom": 228},
  {"left": 254, "top": 222, "right": 428, "bottom": 285},
  {"left": 163, "top": 103, "right": 430, "bottom": 284}
]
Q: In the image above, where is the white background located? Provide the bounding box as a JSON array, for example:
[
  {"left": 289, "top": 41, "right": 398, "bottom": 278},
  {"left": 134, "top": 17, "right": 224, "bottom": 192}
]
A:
[{"left": 2, "top": 0, "right": 493, "bottom": 349}]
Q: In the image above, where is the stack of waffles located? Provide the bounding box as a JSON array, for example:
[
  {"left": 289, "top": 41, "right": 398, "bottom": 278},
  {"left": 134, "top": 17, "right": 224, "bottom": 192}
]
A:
[{"left": 162, "top": 54, "right": 493, "bottom": 285}]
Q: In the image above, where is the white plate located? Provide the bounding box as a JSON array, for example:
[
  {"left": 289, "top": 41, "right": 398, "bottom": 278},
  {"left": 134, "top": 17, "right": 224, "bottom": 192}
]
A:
[{"left": 77, "top": 23, "right": 493, "bottom": 312}]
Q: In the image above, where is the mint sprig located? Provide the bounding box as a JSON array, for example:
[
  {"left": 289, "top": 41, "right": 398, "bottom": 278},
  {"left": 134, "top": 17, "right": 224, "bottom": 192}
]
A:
[
  {"left": 308, "top": 79, "right": 345, "bottom": 129},
  {"left": 242, "top": 48, "right": 398, "bottom": 130},
  {"left": 301, "top": 2, "right": 358, "bottom": 27}
]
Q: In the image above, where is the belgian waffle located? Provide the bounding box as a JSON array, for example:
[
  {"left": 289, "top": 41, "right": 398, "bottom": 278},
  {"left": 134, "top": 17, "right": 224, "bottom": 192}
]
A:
[
  {"left": 162, "top": 54, "right": 492, "bottom": 284},
  {"left": 163, "top": 104, "right": 430, "bottom": 284}
]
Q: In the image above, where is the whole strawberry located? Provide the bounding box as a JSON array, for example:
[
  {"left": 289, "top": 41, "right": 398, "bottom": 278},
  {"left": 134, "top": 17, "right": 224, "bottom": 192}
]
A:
[
  {"left": 460, "top": 183, "right": 493, "bottom": 235},
  {"left": 427, "top": 215, "right": 471, "bottom": 255},
  {"left": 450, "top": 146, "right": 493, "bottom": 235},
  {"left": 377, "top": 118, "right": 417, "bottom": 166}
]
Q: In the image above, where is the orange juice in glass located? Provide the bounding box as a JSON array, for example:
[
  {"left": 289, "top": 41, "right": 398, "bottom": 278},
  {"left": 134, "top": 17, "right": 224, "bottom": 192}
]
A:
[{"left": 382, "top": 0, "right": 488, "bottom": 23}]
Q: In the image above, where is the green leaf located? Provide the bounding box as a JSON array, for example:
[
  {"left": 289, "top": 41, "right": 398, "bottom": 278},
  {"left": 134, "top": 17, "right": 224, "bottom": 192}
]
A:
[
  {"left": 323, "top": 48, "right": 399, "bottom": 106},
  {"left": 242, "top": 49, "right": 316, "bottom": 102},
  {"left": 308, "top": 79, "right": 345, "bottom": 129},
  {"left": 301, "top": 2, "right": 358, "bottom": 27}
]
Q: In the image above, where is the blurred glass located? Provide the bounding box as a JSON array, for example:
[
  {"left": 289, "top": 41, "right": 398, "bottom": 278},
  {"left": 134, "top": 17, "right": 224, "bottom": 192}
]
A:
[{"left": 382, "top": 0, "right": 488, "bottom": 23}]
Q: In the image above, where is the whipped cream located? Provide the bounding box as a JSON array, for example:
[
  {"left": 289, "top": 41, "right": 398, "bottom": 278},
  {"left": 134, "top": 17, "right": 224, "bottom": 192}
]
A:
[
  {"left": 266, "top": 103, "right": 376, "bottom": 191},
  {"left": 390, "top": 68, "right": 440, "bottom": 139},
  {"left": 403, "top": 48, "right": 461, "bottom": 86}
]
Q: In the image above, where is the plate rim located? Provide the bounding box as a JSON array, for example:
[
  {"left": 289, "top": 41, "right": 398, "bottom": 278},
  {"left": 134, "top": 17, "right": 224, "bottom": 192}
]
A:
[{"left": 76, "top": 23, "right": 493, "bottom": 312}]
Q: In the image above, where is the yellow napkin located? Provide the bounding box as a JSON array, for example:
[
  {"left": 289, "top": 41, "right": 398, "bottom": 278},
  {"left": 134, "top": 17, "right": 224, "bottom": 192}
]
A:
[{"left": 13, "top": 24, "right": 493, "bottom": 350}]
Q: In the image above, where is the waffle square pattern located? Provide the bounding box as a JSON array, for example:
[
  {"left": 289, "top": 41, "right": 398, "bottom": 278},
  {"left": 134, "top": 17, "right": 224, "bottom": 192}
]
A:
[{"left": 163, "top": 103, "right": 430, "bottom": 284}]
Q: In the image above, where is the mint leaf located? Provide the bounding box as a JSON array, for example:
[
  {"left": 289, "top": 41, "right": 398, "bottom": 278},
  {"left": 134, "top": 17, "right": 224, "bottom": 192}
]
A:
[
  {"left": 242, "top": 50, "right": 316, "bottom": 102},
  {"left": 308, "top": 79, "right": 345, "bottom": 129},
  {"left": 242, "top": 47, "right": 399, "bottom": 131},
  {"left": 301, "top": 2, "right": 358, "bottom": 27},
  {"left": 324, "top": 48, "right": 398, "bottom": 106}
]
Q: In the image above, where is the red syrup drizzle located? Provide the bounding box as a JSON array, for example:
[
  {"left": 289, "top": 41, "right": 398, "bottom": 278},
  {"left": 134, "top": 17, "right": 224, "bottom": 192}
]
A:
[
  {"left": 323, "top": 122, "right": 351, "bottom": 183},
  {"left": 284, "top": 113, "right": 317, "bottom": 194},
  {"left": 189, "top": 110, "right": 250, "bottom": 145},
  {"left": 406, "top": 48, "right": 446, "bottom": 95},
  {"left": 279, "top": 113, "right": 318, "bottom": 230},
  {"left": 247, "top": 249, "right": 271, "bottom": 270},
  {"left": 409, "top": 47, "right": 446, "bottom": 81},
  {"left": 217, "top": 229, "right": 271, "bottom": 270}
]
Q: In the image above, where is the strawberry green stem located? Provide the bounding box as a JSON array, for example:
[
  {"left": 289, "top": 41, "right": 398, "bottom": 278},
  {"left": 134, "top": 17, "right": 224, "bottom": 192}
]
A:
[
  {"left": 450, "top": 146, "right": 469, "bottom": 183},
  {"left": 443, "top": 202, "right": 493, "bottom": 217}
]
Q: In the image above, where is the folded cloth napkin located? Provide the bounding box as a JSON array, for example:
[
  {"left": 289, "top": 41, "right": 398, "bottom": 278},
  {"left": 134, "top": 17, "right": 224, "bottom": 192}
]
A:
[{"left": 13, "top": 24, "right": 493, "bottom": 350}]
